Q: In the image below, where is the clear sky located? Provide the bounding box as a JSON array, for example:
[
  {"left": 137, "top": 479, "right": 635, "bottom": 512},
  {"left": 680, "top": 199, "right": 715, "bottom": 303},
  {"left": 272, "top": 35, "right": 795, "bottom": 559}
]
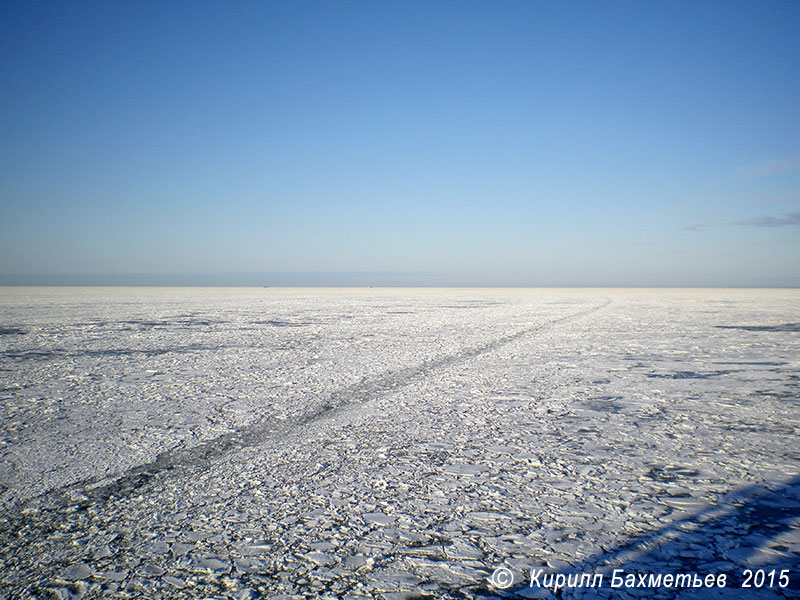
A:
[{"left": 1, "top": 1, "right": 799, "bottom": 286}]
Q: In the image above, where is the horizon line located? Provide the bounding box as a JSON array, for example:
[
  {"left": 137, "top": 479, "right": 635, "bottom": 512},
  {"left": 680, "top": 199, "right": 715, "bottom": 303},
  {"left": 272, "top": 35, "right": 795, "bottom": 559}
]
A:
[{"left": 1, "top": 272, "right": 798, "bottom": 289}]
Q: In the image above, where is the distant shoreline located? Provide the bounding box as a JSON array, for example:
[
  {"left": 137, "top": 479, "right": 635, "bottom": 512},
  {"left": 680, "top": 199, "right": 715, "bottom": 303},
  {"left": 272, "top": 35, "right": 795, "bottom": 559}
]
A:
[{"left": 1, "top": 278, "right": 798, "bottom": 289}]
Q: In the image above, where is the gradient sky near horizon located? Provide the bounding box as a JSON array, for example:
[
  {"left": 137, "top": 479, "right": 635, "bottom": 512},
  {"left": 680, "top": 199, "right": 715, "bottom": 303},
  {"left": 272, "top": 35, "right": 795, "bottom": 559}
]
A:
[{"left": 1, "top": 1, "right": 799, "bottom": 286}]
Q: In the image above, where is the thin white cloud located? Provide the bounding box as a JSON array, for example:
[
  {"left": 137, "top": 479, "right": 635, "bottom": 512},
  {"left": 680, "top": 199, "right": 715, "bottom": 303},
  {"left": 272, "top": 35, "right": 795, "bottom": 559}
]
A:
[
  {"left": 739, "top": 157, "right": 800, "bottom": 178},
  {"left": 734, "top": 211, "right": 800, "bottom": 227}
]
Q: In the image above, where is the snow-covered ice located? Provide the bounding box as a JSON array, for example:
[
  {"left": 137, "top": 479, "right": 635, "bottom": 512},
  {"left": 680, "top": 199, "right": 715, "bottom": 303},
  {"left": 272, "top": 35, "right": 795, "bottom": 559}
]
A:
[{"left": 0, "top": 287, "right": 797, "bottom": 598}]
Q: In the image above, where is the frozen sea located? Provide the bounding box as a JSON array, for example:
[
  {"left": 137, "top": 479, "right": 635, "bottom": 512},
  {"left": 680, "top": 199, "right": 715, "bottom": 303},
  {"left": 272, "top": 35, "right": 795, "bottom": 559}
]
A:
[{"left": 0, "top": 287, "right": 798, "bottom": 599}]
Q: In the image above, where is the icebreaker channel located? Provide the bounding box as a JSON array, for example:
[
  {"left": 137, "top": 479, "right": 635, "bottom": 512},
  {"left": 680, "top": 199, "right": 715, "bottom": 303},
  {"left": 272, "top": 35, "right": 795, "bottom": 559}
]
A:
[{"left": 0, "top": 298, "right": 610, "bottom": 519}]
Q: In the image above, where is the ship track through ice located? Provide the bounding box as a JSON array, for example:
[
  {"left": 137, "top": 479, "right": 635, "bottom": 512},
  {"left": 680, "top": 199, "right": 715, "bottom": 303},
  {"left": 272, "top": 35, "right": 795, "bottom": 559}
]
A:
[{"left": 0, "top": 299, "right": 610, "bottom": 536}]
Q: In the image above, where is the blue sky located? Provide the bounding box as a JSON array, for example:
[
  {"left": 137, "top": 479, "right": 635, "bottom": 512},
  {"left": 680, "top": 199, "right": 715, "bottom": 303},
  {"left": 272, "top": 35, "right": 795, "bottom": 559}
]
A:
[{"left": 1, "top": 1, "right": 799, "bottom": 286}]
